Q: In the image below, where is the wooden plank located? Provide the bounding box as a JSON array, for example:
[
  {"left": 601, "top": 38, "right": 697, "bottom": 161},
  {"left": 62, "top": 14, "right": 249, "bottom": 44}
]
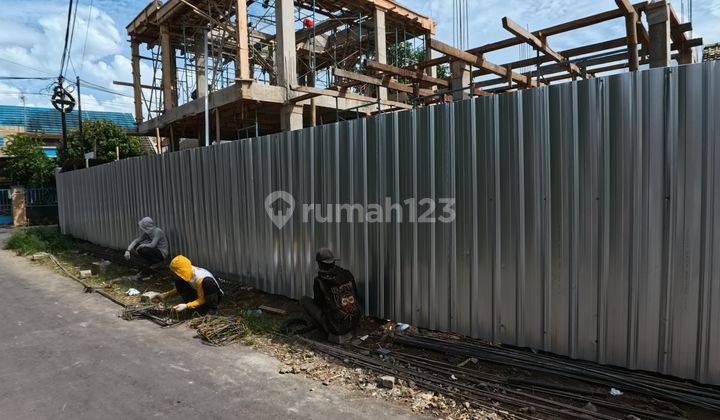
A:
[
  {"left": 333, "top": 68, "right": 433, "bottom": 96},
  {"left": 130, "top": 41, "right": 143, "bottom": 125},
  {"left": 429, "top": 38, "right": 537, "bottom": 87},
  {"left": 417, "top": 1, "right": 648, "bottom": 70},
  {"left": 502, "top": 16, "right": 585, "bottom": 78},
  {"left": 365, "top": 60, "right": 449, "bottom": 87},
  {"left": 160, "top": 25, "right": 177, "bottom": 110},
  {"left": 472, "top": 37, "right": 627, "bottom": 77},
  {"left": 113, "top": 80, "right": 161, "bottom": 90},
  {"left": 289, "top": 85, "right": 413, "bottom": 109},
  {"left": 615, "top": 0, "right": 640, "bottom": 71}
]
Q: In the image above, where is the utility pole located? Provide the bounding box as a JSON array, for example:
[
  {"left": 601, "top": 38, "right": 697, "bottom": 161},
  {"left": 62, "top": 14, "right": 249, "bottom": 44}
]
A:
[
  {"left": 203, "top": 28, "right": 210, "bottom": 147},
  {"left": 76, "top": 76, "right": 87, "bottom": 151},
  {"left": 58, "top": 76, "right": 68, "bottom": 149}
]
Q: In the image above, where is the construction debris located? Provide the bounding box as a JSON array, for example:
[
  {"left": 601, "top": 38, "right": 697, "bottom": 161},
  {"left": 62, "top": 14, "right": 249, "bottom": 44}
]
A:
[
  {"left": 121, "top": 305, "right": 183, "bottom": 327},
  {"left": 378, "top": 376, "right": 395, "bottom": 389},
  {"left": 30, "top": 252, "right": 49, "bottom": 261},
  {"left": 393, "top": 334, "right": 720, "bottom": 414},
  {"left": 187, "top": 316, "right": 248, "bottom": 346},
  {"left": 91, "top": 260, "right": 111, "bottom": 275},
  {"left": 258, "top": 305, "right": 287, "bottom": 316}
]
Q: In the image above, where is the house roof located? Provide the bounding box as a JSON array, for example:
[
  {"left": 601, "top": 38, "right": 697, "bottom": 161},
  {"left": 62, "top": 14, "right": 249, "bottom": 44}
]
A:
[{"left": 0, "top": 105, "right": 135, "bottom": 135}]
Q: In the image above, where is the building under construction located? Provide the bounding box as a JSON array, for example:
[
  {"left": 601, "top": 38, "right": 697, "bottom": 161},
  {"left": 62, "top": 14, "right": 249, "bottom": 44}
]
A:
[{"left": 124, "top": 0, "right": 702, "bottom": 148}]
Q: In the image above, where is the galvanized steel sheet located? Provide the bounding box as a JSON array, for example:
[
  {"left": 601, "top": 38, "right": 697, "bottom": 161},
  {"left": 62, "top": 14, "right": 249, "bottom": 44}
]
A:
[{"left": 58, "top": 62, "right": 720, "bottom": 384}]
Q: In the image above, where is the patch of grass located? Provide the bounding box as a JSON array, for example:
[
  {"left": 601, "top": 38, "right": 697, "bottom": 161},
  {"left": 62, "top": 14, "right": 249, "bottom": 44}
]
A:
[
  {"left": 243, "top": 313, "right": 279, "bottom": 335},
  {"left": 6, "top": 227, "right": 72, "bottom": 255}
]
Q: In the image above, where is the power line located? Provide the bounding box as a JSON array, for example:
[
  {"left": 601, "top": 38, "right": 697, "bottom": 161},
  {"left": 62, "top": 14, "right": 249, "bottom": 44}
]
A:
[
  {"left": 0, "top": 57, "right": 53, "bottom": 76},
  {"left": 64, "top": 0, "right": 81, "bottom": 77},
  {"left": 59, "top": 0, "right": 75, "bottom": 76},
  {"left": 76, "top": 78, "right": 134, "bottom": 98},
  {"left": 0, "top": 76, "right": 55, "bottom": 81},
  {"left": 79, "top": 0, "right": 95, "bottom": 76}
]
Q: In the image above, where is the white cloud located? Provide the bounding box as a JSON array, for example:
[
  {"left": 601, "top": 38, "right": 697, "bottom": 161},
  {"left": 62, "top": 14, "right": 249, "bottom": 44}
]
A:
[
  {"left": 0, "top": 1, "right": 137, "bottom": 115},
  {"left": 399, "top": 0, "right": 716, "bottom": 64}
]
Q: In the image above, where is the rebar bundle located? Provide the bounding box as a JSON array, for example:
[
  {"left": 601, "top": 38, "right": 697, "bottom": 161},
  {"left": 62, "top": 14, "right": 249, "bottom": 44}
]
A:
[
  {"left": 296, "top": 335, "right": 705, "bottom": 419},
  {"left": 188, "top": 316, "right": 248, "bottom": 346},
  {"left": 394, "top": 334, "right": 720, "bottom": 414},
  {"left": 121, "top": 305, "right": 183, "bottom": 327}
]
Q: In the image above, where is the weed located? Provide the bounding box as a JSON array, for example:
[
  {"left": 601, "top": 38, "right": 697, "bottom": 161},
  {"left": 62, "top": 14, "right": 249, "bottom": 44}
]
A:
[{"left": 6, "top": 227, "right": 72, "bottom": 255}]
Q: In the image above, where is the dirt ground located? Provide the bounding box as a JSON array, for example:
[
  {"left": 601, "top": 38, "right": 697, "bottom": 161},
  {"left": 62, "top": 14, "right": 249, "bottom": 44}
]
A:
[{"left": 18, "top": 238, "right": 720, "bottom": 420}]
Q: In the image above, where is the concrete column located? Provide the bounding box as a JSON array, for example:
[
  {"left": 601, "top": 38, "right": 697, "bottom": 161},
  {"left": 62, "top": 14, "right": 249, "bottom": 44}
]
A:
[
  {"left": 647, "top": 2, "right": 671, "bottom": 68},
  {"left": 451, "top": 60, "right": 471, "bottom": 101},
  {"left": 195, "top": 35, "right": 207, "bottom": 98},
  {"left": 160, "top": 25, "right": 178, "bottom": 109},
  {"left": 281, "top": 104, "right": 303, "bottom": 132},
  {"left": 275, "top": 0, "right": 296, "bottom": 88},
  {"left": 373, "top": 7, "right": 388, "bottom": 100},
  {"left": 275, "top": 0, "right": 301, "bottom": 131},
  {"left": 424, "top": 33, "right": 437, "bottom": 78},
  {"left": 11, "top": 186, "right": 27, "bottom": 227},
  {"left": 130, "top": 40, "right": 143, "bottom": 124},
  {"left": 235, "top": 0, "right": 251, "bottom": 80}
]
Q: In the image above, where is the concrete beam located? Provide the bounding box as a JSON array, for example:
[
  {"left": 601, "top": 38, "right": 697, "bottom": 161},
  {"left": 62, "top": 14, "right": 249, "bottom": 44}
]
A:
[{"left": 136, "top": 83, "right": 385, "bottom": 135}]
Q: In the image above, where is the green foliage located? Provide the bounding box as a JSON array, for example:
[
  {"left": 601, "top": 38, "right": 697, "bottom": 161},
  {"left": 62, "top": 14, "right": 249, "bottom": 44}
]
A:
[
  {"left": 58, "top": 120, "right": 145, "bottom": 169},
  {"left": 3, "top": 134, "right": 57, "bottom": 187},
  {"left": 6, "top": 226, "right": 72, "bottom": 255},
  {"left": 388, "top": 41, "right": 427, "bottom": 70},
  {"left": 388, "top": 41, "right": 450, "bottom": 83}
]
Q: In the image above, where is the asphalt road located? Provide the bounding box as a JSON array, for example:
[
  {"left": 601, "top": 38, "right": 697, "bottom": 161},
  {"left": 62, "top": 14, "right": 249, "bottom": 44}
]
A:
[{"left": 0, "top": 228, "right": 419, "bottom": 420}]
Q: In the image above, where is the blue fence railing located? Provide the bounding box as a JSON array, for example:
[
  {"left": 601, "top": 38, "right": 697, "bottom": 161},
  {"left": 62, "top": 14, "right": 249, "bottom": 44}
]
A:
[
  {"left": 26, "top": 188, "right": 57, "bottom": 207},
  {"left": 0, "top": 189, "right": 10, "bottom": 225}
]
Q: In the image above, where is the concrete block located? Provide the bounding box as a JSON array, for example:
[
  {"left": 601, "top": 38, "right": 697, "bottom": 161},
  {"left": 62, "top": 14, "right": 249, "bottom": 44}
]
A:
[
  {"left": 378, "top": 375, "right": 395, "bottom": 389},
  {"left": 30, "top": 252, "right": 49, "bottom": 261},
  {"left": 91, "top": 260, "right": 111, "bottom": 275}
]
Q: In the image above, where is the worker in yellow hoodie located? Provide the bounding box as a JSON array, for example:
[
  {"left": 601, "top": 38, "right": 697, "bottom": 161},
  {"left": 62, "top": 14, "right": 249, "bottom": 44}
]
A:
[{"left": 145, "top": 255, "right": 224, "bottom": 315}]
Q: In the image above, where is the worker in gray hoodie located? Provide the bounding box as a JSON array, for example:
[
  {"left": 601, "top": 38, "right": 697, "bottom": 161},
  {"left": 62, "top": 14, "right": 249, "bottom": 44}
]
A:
[{"left": 125, "top": 217, "right": 169, "bottom": 264}]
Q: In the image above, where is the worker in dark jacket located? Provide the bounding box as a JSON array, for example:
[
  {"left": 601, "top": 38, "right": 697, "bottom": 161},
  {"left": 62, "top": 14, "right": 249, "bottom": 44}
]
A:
[
  {"left": 145, "top": 255, "right": 224, "bottom": 315},
  {"left": 301, "top": 248, "right": 361, "bottom": 342},
  {"left": 125, "top": 217, "right": 169, "bottom": 264}
]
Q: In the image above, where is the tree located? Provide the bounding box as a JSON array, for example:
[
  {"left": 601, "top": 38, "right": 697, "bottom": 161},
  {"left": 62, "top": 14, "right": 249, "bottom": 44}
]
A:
[
  {"left": 58, "top": 120, "right": 146, "bottom": 170},
  {"left": 3, "top": 134, "right": 57, "bottom": 187},
  {"left": 388, "top": 41, "right": 450, "bottom": 83}
]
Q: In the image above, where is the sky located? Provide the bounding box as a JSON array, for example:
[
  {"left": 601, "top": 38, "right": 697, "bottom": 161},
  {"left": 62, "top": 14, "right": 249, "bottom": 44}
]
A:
[{"left": 0, "top": 0, "right": 718, "bottom": 115}]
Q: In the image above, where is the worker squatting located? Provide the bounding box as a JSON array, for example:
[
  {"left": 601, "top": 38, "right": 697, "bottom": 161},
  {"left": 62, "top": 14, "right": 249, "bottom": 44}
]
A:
[{"left": 124, "top": 217, "right": 361, "bottom": 341}]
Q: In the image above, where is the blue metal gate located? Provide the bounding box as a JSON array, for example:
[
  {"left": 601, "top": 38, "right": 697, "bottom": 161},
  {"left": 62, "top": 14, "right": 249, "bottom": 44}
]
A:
[
  {"left": 0, "top": 189, "right": 11, "bottom": 225},
  {"left": 26, "top": 188, "right": 58, "bottom": 225}
]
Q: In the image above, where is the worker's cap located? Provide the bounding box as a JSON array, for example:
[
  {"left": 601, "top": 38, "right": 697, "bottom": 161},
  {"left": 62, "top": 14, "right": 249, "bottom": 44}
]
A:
[
  {"left": 169, "top": 255, "right": 193, "bottom": 281},
  {"left": 315, "top": 247, "right": 339, "bottom": 264}
]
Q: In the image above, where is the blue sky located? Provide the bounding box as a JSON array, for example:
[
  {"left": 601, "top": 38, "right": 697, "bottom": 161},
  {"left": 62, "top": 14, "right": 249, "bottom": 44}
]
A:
[{"left": 0, "top": 0, "right": 717, "bottom": 114}]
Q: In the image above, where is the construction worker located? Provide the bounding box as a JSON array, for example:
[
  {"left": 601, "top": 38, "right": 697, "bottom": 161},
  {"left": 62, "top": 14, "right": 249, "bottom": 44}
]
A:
[
  {"left": 300, "top": 248, "right": 361, "bottom": 343},
  {"left": 145, "top": 255, "right": 224, "bottom": 315},
  {"left": 124, "top": 217, "right": 169, "bottom": 264}
]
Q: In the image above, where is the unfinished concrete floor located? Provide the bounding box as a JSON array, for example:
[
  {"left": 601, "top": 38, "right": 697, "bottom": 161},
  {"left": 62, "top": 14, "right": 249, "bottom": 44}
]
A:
[{"left": 0, "top": 228, "right": 422, "bottom": 420}]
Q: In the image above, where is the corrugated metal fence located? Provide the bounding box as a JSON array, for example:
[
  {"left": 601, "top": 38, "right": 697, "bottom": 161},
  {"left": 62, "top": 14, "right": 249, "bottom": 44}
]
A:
[{"left": 58, "top": 62, "right": 720, "bottom": 384}]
